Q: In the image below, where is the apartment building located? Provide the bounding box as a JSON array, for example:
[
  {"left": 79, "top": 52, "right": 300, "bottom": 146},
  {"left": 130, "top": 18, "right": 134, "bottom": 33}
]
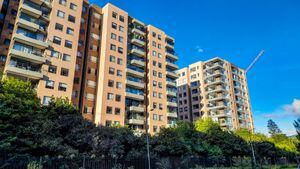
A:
[
  {"left": 70, "top": 3, "right": 179, "bottom": 135},
  {"left": 0, "top": 0, "right": 83, "bottom": 103},
  {"left": 0, "top": 0, "right": 178, "bottom": 134},
  {"left": 177, "top": 58, "right": 253, "bottom": 131}
]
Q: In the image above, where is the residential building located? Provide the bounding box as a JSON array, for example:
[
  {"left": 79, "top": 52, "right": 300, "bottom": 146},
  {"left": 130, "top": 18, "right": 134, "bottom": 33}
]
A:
[
  {"left": 72, "top": 3, "right": 179, "bottom": 135},
  {"left": 176, "top": 58, "right": 254, "bottom": 131},
  {"left": 0, "top": 1, "right": 179, "bottom": 135}
]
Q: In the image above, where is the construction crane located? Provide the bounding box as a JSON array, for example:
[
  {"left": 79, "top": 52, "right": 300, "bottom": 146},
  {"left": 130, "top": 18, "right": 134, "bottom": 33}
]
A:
[
  {"left": 244, "top": 50, "right": 264, "bottom": 169},
  {"left": 245, "top": 50, "right": 264, "bottom": 74}
]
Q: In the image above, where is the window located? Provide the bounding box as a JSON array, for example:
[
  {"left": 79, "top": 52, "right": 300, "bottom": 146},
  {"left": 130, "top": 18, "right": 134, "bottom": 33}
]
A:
[
  {"left": 158, "top": 62, "right": 162, "bottom": 68},
  {"left": 4, "top": 39, "right": 10, "bottom": 45},
  {"left": 119, "top": 15, "right": 124, "bottom": 22},
  {"left": 153, "top": 70, "right": 157, "bottom": 76},
  {"left": 61, "top": 68, "right": 69, "bottom": 76},
  {"left": 158, "top": 44, "right": 161, "bottom": 49},
  {"left": 152, "top": 41, "right": 156, "bottom": 47},
  {"left": 57, "top": 10, "right": 65, "bottom": 19},
  {"left": 116, "top": 82, "right": 122, "bottom": 89},
  {"left": 158, "top": 72, "right": 162, "bottom": 78},
  {"left": 118, "top": 47, "right": 123, "bottom": 54},
  {"left": 107, "top": 93, "right": 114, "bottom": 100},
  {"left": 118, "top": 36, "right": 123, "bottom": 43},
  {"left": 119, "top": 26, "right": 124, "bottom": 32},
  {"left": 110, "top": 44, "right": 116, "bottom": 51},
  {"left": 74, "top": 77, "right": 80, "bottom": 84},
  {"left": 152, "top": 32, "right": 156, "bottom": 37},
  {"left": 158, "top": 93, "right": 162, "bottom": 99},
  {"left": 53, "top": 36, "right": 61, "bottom": 45},
  {"left": 70, "top": 3, "right": 77, "bottom": 10},
  {"left": 109, "top": 55, "right": 115, "bottom": 62},
  {"left": 158, "top": 82, "right": 162, "bottom": 88},
  {"left": 111, "top": 33, "right": 117, "bottom": 40},
  {"left": 153, "top": 102, "right": 157, "bottom": 109},
  {"left": 109, "top": 67, "right": 115, "bottom": 75},
  {"left": 153, "top": 80, "right": 157, "bottom": 87},
  {"left": 66, "top": 27, "right": 74, "bottom": 35},
  {"left": 159, "top": 103, "right": 163, "bottom": 110},
  {"left": 55, "top": 23, "right": 63, "bottom": 31},
  {"left": 117, "top": 70, "right": 122, "bottom": 77},
  {"left": 48, "top": 65, "right": 57, "bottom": 73},
  {"left": 7, "top": 23, "right": 14, "bottom": 30},
  {"left": 58, "top": 83, "right": 67, "bottom": 91},
  {"left": 152, "top": 51, "right": 156, "bottom": 56},
  {"left": 68, "top": 15, "right": 76, "bottom": 23},
  {"left": 112, "top": 22, "right": 117, "bottom": 29},
  {"left": 43, "top": 96, "right": 51, "bottom": 105},
  {"left": 106, "top": 106, "right": 112, "bottom": 114},
  {"left": 65, "top": 40, "right": 72, "bottom": 48},
  {"left": 59, "top": 0, "right": 67, "bottom": 6},
  {"left": 112, "top": 12, "right": 117, "bottom": 18},
  {"left": 117, "top": 58, "right": 123, "bottom": 65},
  {"left": 108, "top": 80, "right": 114, "bottom": 87},
  {"left": 153, "top": 61, "right": 157, "bottom": 66},
  {"left": 158, "top": 53, "right": 162, "bottom": 58},
  {"left": 159, "top": 115, "right": 163, "bottom": 121},
  {"left": 62, "top": 54, "right": 71, "bottom": 61},
  {"left": 106, "top": 120, "right": 112, "bottom": 126},
  {"left": 153, "top": 114, "right": 158, "bottom": 120},
  {"left": 51, "top": 50, "right": 60, "bottom": 58},
  {"left": 153, "top": 92, "right": 157, "bottom": 97},
  {"left": 115, "top": 108, "right": 121, "bottom": 115},
  {"left": 115, "top": 95, "right": 121, "bottom": 102},
  {"left": 153, "top": 126, "right": 158, "bottom": 133},
  {"left": 158, "top": 35, "right": 162, "bottom": 40},
  {"left": 45, "top": 80, "right": 54, "bottom": 89}
]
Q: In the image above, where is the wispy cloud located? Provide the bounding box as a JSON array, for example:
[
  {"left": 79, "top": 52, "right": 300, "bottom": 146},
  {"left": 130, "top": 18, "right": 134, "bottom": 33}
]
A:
[
  {"left": 195, "top": 46, "right": 204, "bottom": 53},
  {"left": 263, "top": 99, "right": 300, "bottom": 118}
]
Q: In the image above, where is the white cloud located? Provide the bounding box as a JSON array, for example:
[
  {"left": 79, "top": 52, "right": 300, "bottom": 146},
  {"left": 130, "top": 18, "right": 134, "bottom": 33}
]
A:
[
  {"left": 263, "top": 99, "right": 300, "bottom": 118},
  {"left": 195, "top": 46, "right": 204, "bottom": 53}
]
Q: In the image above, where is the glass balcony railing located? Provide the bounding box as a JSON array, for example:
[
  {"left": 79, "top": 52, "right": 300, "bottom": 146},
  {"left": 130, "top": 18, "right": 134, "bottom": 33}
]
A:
[
  {"left": 13, "top": 43, "right": 43, "bottom": 57},
  {"left": 9, "top": 59, "right": 41, "bottom": 72},
  {"left": 19, "top": 13, "right": 46, "bottom": 31},
  {"left": 127, "top": 65, "right": 144, "bottom": 73},
  {"left": 126, "top": 88, "right": 144, "bottom": 95},
  {"left": 128, "top": 55, "right": 144, "bottom": 62},
  {"left": 127, "top": 76, "right": 143, "bottom": 83},
  {"left": 130, "top": 45, "right": 145, "bottom": 52},
  {"left": 16, "top": 28, "right": 45, "bottom": 41}
]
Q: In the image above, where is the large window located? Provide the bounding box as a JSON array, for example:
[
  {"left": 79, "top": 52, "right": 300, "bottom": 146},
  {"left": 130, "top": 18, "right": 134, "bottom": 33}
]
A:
[{"left": 57, "top": 10, "right": 65, "bottom": 19}]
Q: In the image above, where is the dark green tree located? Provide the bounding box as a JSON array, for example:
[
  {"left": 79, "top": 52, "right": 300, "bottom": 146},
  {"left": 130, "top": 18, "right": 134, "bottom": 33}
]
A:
[{"left": 267, "top": 119, "right": 282, "bottom": 136}]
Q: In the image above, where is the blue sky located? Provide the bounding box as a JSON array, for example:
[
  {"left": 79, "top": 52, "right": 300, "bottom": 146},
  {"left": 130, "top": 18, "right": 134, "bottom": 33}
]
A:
[{"left": 90, "top": 0, "right": 300, "bottom": 135}]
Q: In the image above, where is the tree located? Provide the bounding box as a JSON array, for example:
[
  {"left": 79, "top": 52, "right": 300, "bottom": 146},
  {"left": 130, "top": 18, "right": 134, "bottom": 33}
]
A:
[
  {"left": 267, "top": 119, "right": 282, "bottom": 136},
  {"left": 194, "top": 117, "right": 221, "bottom": 133},
  {"left": 293, "top": 118, "right": 300, "bottom": 151}
]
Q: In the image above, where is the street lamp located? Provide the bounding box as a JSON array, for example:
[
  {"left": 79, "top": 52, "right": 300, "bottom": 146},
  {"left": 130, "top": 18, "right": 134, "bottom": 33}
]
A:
[{"left": 145, "top": 108, "right": 154, "bottom": 169}]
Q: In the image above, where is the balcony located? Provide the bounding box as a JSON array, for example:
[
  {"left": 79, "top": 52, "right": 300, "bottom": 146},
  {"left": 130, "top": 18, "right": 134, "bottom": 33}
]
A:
[
  {"left": 129, "top": 105, "right": 144, "bottom": 113},
  {"left": 205, "top": 69, "right": 224, "bottom": 78},
  {"left": 10, "top": 49, "right": 45, "bottom": 64},
  {"left": 206, "top": 86, "right": 226, "bottom": 94},
  {"left": 128, "top": 118, "right": 144, "bottom": 125},
  {"left": 126, "top": 79, "right": 144, "bottom": 89},
  {"left": 126, "top": 68, "right": 145, "bottom": 78},
  {"left": 131, "top": 38, "right": 145, "bottom": 47},
  {"left": 126, "top": 92, "right": 144, "bottom": 101},
  {"left": 167, "top": 112, "right": 178, "bottom": 118},
  {"left": 30, "top": 0, "right": 52, "bottom": 9},
  {"left": 207, "top": 94, "right": 228, "bottom": 102},
  {"left": 17, "top": 18, "right": 41, "bottom": 32},
  {"left": 167, "top": 90, "right": 177, "bottom": 97},
  {"left": 130, "top": 59, "right": 145, "bottom": 67},
  {"left": 130, "top": 48, "right": 145, "bottom": 57},
  {"left": 14, "top": 33, "right": 48, "bottom": 49},
  {"left": 166, "top": 71, "right": 178, "bottom": 79},
  {"left": 166, "top": 61, "right": 179, "bottom": 70},
  {"left": 166, "top": 52, "right": 178, "bottom": 60},
  {"left": 205, "top": 78, "right": 226, "bottom": 86},
  {"left": 6, "top": 64, "right": 43, "bottom": 80},
  {"left": 207, "top": 103, "right": 227, "bottom": 110},
  {"left": 20, "top": 2, "right": 42, "bottom": 18},
  {"left": 204, "top": 62, "right": 224, "bottom": 70},
  {"left": 165, "top": 43, "right": 174, "bottom": 50},
  {"left": 132, "top": 28, "right": 146, "bottom": 36},
  {"left": 166, "top": 81, "right": 176, "bottom": 87},
  {"left": 167, "top": 101, "right": 177, "bottom": 107}
]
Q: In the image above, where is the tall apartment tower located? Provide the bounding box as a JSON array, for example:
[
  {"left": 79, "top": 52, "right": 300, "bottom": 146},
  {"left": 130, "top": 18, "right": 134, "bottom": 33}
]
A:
[
  {"left": 0, "top": 0, "right": 178, "bottom": 134},
  {"left": 177, "top": 58, "right": 253, "bottom": 131},
  {"left": 70, "top": 3, "right": 179, "bottom": 134},
  {"left": 0, "top": 0, "right": 84, "bottom": 104}
]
